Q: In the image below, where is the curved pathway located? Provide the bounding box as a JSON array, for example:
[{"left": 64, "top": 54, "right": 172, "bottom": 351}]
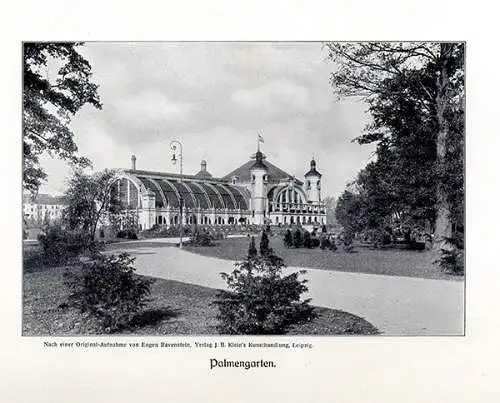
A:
[{"left": 109, "top": 241, "right": 464, "bottom": 335}]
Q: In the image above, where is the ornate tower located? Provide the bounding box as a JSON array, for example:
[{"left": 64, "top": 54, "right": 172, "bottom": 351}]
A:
[
  {"left": 250, "top": 149, "right": 268, "bottom": 225},
  {"left": 304, "top": 158, "right": 322, "bottom": 203}
]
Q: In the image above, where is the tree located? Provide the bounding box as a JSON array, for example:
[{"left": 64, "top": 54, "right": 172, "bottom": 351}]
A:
[
  {"left": 23, "top": 42, "right": 102, "bottom": 194},
  {"left": 323, "top": 196, "right": 337, "bottom": 226},
  {"left": 62, "top": 169, "right": 117, "bottom": 249},
  {"left": 259, "top": 230, "right": 270, "bottom": 256},
  {"left": 284, "top": 229, "right": 293, "bottom": 248},
  {"left": 293, "top": 229, "right": 303, "bottom": 248},
  {"left": 335, "top": 190, "right": 367, "bottom": 234},
  {"left": 326, "top": 42, "right": 464, "bottom": 249},
  {"left": 248, "top": 236, "right": 257, "bottom": 258}
]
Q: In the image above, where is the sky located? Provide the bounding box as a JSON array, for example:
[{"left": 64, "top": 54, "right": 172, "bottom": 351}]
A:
[{"left": 38, "top": 42, "right": 375, "bottom": 198}]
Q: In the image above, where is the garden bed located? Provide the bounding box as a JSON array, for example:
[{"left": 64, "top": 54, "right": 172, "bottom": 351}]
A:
[
  {"left": 183, "top": 236, "right": 463, "bottom": 280},
  {"left": 22, "top": 266, "right": 378, "bottom": 336}
]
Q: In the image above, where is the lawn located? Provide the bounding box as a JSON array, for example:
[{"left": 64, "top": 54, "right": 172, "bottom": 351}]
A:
[
  {"left": 22, "top": 266, "right": 378, "bottom": 336},
  {"left": 184, "top": 235, "right": 462, "bottom": 281}
]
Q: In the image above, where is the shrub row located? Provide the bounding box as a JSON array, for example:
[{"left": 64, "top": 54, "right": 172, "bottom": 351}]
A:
[{"left": 283, "top": 229, "right": 338, "bottom": 251}]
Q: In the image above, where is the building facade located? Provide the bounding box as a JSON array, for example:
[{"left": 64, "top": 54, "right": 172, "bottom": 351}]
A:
[
  {"left": 110, "top": 148, "right": 327, "bottom": 230},
  {"left": 23, "top": 193, "right": 67, "bottom": 224}
]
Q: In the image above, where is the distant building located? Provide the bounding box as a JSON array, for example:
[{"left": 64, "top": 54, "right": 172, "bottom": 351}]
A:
[
  {"left": 23, "top": 193, "right": 67, "bottom": 224},
  {"left": 110, "top": 146, "right": 327, "bottom": 230}
]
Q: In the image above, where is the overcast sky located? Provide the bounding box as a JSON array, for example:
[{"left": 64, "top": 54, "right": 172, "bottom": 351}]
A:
[{"left": 39, "top": 42, "right": 375, "bottom": 198}]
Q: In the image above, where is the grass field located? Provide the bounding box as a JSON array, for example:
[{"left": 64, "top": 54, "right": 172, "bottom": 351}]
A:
[
  {"left": 184, "top": 235, "right": 462, "bottom": 280},
  {"left": 23, "top": 266, "right": 378, "bottom": 336}
]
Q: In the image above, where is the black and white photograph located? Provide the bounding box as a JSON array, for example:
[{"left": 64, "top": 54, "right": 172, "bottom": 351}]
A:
[{"left": 22, "top": 41, "right": 465, "bottom": 337}]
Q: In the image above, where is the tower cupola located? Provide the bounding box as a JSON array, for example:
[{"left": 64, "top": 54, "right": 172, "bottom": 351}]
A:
[
  {"left": 194, "top": 159, "right": 213, "bottom": 178},
  {"left": 305, "top": 158, "right": 322, "bottom": 178},
  {"left": 251, "top": 150, "right": 268, "bottom": 171}
]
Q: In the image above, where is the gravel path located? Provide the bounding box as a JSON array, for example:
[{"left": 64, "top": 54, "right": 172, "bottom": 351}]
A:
[{"left": 109, "top": 241, "right": 464, "bottom": 335}]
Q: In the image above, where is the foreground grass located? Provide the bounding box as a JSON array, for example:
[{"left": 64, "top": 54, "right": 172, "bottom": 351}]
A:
[
  {"left": 23, "top": 267, "right": 378, "bottom": 336},
  {"left": 183, "top": 235, "right": 462, "bottom": 280}
]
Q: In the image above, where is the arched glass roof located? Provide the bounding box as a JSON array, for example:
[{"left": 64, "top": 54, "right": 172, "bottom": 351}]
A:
[
  {"left": 197, "top": 183, "right": 224, "bottom": 209},
  {"left": 212, "top": 184, "right": 236, "bottom": 210},
  {"left": 226, "top": 185, "right": 248, "bottom": 209},
  {"left": 156, "top": 179, "right": 180, "bottom": 208},
  {"left": 184, "top": 182, "right": 211, "bottom": 209},
  {"left": 138, "top": 177, "right": 165, "bottom": 208},
  {"left": 123, "top": 174, "right": 250, "bottom": 211},
  {"left": 170, "top": 181, "right": 196, "bottom": 208}
]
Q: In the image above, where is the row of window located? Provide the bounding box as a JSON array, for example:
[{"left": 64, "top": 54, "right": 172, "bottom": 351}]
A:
[{"left": 155, "top": 214, "right": 249, "bottom": 226}]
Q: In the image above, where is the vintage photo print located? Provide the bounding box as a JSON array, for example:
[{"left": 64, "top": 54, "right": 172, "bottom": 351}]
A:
[{"left": 22, "top": 41, "right": 464, "bottom": 338}]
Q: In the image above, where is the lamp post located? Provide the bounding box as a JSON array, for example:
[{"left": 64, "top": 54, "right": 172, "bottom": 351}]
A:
[{"left": 170, "top": 140, "right": 184, "bottom": 248}]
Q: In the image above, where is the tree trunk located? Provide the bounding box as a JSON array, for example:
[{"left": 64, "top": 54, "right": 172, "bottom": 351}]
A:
[{"left": 433, "top": 43, "right": 454, "bottom": 251}]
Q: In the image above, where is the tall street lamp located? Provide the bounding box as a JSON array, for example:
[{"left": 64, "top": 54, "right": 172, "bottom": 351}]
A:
[{"left": 170, "top": 140, "right": 184, "bottom": 248}]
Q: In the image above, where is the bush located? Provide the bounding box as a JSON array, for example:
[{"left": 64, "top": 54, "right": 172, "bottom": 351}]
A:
[
  {"left": 435, "top": 235, "right": 464, "bottom": 275},
  {"left": 293, "top": 229, "right": 303, "bottom": 248},
  {"left": 311, "top": 238, "right": 320, "bottom": 248},
  {"left": 38, "top": 225, "right": 90, "bottom": 266},
  {"left": 435, "top": 247, "right": 464, "bottom": 275},
  {"left": 329, "top": 236, "right": 338, "bottom": 252},
  {"left": 342, "top": 229, "right": 355, "bottom": 253},
  {"left": 64, "top": 252, "right": 153, "bottom": 332},
  {"left": 140, "top": 225, "right": 193, "bottom": 239},
  {"left": 116, "top": 230, "right": 138, "bottom": 240},
  {"left": 284, "top": 229, "right": 293, "bottom": 248},
  {"left": 214, "top": 242, "right": 317, "bottom": 335},
  {"left": 319, "top": 235, "right": 330, "bottom": 250},
  {"left": 303, "top": 231, "right": 312, "bottom": 248},
  {"left": 188, "top": 231, "right": 214, "bottom": 247}
]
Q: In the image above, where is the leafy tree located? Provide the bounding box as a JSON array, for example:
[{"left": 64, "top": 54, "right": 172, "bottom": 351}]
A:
[
  {"left": 23, "top": 42, "right": 101, "bottom": 194},
  {"left": 62, "top": 169, "right": 117, "bottom": 249},
  {"left": 326, "top": 42, "right": 464, "bottom": 250},
  {"left": 323, "top": 196, "right": 337, "bottom": 226},
  {"left": 335, "top": 190, "right": 367, "bottom": 234},
  {"left": 214, "top": 240, "right": 316, "bottom": 334}
]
